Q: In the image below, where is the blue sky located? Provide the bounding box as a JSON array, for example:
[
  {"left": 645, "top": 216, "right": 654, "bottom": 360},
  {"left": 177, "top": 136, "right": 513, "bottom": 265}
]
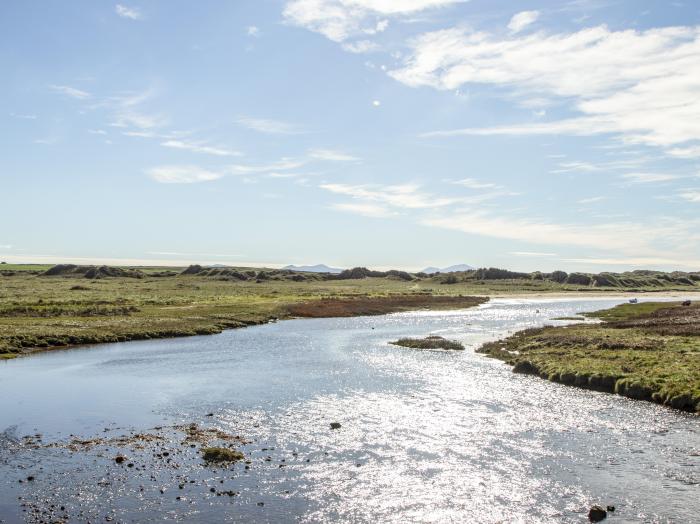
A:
[{"left": 2, "top": 0, "right": 700, "bottom": 272}]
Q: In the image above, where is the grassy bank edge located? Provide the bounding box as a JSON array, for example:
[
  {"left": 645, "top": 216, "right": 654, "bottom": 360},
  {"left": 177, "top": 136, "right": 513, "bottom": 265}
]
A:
[
  {"left": 1, "top": 295, "right": 488, "bottom": 360},
  {"left": 477, "top": 302, "right": 699, "bottom": 414}
]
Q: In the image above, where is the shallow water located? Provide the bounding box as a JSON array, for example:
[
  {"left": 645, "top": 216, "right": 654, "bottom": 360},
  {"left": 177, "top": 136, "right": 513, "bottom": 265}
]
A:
[{"left": 0, "top": 297, "right": 698, "bottom": 523}]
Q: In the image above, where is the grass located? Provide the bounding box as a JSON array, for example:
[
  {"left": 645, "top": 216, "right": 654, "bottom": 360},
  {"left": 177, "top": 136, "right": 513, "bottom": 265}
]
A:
[
  {"left": 201, "top": 447, "right": 245, "bottom": 463},
  {"left": 0, "top": 270, "right": 492, "bottom": 358},
  {"left": 478, "top": 302, "right": 700, "bottom": 413},
  {"left": 390, "top": 335, "right": 465, "bottom": 350}
]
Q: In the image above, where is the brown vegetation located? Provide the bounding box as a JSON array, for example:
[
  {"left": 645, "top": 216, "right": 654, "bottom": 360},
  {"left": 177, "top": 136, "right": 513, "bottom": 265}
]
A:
[{"left": 286, "top": 295, "right": 487, "bottom": 318}]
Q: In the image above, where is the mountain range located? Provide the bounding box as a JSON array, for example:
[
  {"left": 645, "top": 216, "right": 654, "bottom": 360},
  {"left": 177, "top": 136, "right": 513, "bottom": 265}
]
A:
[
  {"left": 282, "top": 264, "right": 344, "bottom": 274},
  {"left": 420, "top": 264, "right": 474, "bottom": 274}
]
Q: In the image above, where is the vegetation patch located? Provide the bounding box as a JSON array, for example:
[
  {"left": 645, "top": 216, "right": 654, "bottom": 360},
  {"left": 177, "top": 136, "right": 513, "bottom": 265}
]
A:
[
  {"left": 201, "top": 447, "right": 245, "bottom": 463},
  {"left": 287, "top": 295, "right": 487, "bottom": 318},
  {"left": 478, "top": 302, "right": 700, "bottom": 413},
  {"left": 391, "top": 335, "right": 464, "bottom": 350}
]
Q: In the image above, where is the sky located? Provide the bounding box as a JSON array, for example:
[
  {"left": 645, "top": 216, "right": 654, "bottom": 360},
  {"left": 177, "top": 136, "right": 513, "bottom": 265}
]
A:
[{"left": 2, "top": 0, "right": 700, "bottom": 272}]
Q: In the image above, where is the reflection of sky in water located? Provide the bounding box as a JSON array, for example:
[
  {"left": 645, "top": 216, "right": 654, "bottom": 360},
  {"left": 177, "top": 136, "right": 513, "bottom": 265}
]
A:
[{"left": 0, "top": 296, "right": 698, "bottom": 522}]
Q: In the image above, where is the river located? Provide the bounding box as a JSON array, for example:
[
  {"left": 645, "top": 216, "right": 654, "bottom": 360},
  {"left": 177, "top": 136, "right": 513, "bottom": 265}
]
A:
[{"left": 0, "top": 297, "right": 697, "bottom": 523}]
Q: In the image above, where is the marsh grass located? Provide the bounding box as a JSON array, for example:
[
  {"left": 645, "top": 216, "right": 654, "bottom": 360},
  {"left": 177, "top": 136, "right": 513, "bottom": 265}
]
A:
[
  {"left": 0, "top": 272, "right": 488, "bottom": 357},
  {"left": 391, "top": 336, "right": 465, "bottom": 350},
  {"left": 479, "top": 302, "right": 700, "bottom": 412}
]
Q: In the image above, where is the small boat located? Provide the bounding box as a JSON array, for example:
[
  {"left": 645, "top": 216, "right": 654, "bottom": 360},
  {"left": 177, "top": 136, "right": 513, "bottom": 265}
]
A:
[{"left": 629, "top": 298, "right": 638, "bottom": 304}]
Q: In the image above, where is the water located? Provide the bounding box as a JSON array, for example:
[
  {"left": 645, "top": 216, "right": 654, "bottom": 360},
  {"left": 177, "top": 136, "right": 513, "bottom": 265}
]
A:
[{"left": 0, "top": 297, "right": 698, "bottom": 523}]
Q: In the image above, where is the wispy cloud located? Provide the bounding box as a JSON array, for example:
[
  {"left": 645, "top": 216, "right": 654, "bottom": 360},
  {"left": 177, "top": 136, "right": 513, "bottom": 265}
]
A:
[
  {"left": 321, "top": 182, "right": 465, "bottom": 209},
  {"left": 229, "top": 159, "right": 305, "bottom": 175},
  {"left": 246, "top": 25, "right": 260, "bottom": 37},
  {"left": 161, "top": 139, "right": 242, "bottom": 157},
  {"left": 422, "top": 213, "right": 699, "bottom": 257},
  {"left": 308, "top": 148, "right": 360, "bottom": 162},
  {"left": 510, "top": 251, "right": 557, "bottom": 257},
  {"left": 451, "top": 177, "right": 502, "bottom": 190},
  {"left": 115, "top": 4, "right": 142, "bottom": 20},
  {"left": 679, "top": 190, "right": 700, "bottom": 202},
  {"left": 620, "top": 172, "right": 682, "bottom": 184},
  {"left": 577, "top": 196, "right": 607, "bottom": 204},
  {"left": 508, "top": 10, "right": 540, "bottom": 34},
  {"left": 10, "top": 113, "right": 37, "bottom": 120},
  {"left": 395, "top": 24, "right": 700, "bottom": 156},
  {"left": 283, "top": 0, "right": 462, "bottom": 42},
  {"left": 342, "top": 40, "right": 379, "bottom": 53},
  {"left": 235, "top": 116, "right": 303, "bottom": 135},
  {"left": 147, "top": 251, "right": 243, "bottom": 258},
  {"left": 330, "top": 202, "right": 397, "bottom": 218},
  {"left": 147, "top": 165, "right": 225, "bottom": 184},
  {"left": 49, "top": 85, "right": 90, "bottom": 99}
]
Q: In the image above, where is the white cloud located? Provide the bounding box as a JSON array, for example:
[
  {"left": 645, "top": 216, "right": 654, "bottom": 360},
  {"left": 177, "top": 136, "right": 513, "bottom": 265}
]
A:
[
  {"left": 421, "top": 213, "right": 698, "bottom": 256},
  {"left": 679, "top": 190, "right": 700, "bottom": 202},
  {"left": 247, "top": 25, "right": 260, "bottom": 37},
  {"left": 110, "top": 111, "right": 165, "bottom": 129},
  {"left": 88, "top": 129, "right": 107, "bottom": 135},
  {"left": 322, "top": 182, "right": 470, "bottom": 209},
  {"left": 34, "top": 137, "right": 58, "bottom": 145},
  {"left": 330, "top": 202, "right": 397, "bottom": 217},
  {"left": 147, "top": 251, "right": 243, "bottom": 258},
  {"left": 620, "top": 172, "right": 682, "bottom": 184},
  {"left": 147, "top": 165, "right": 224, "bottom": 184},
  {"left": 668, "top": 145, "right": 700, "bottom": 158},
  {"left": 577, "top": 196, "right": 607, "bottom": 204},
  {"left": 372, "top": 100, "right": 381, "bottom": 106},
  {"left": 510, "top": 251, "right": 557, "bottom": 257},
  {"left": 10, "top": 113, "right": 37, "bottom": 120},
  {"left": 235, "top": 116, "right": 303, "bottom": 135},
  {"left": 229, "top": 159, "right": 305, "bottom": 175},
  {"left": 452, "top": 177, "right": 501, "bottom": 189},
  {"left": 508, "top": 10, "right": 540, "bottom": 34},
  {"left": 49, "top": 85, "right": 91, "bottom": 99},
  {"left": 342, "top": 40, "right": 379, "bottom": 53},
  {"left": 0, "top": 244, "right": 12, "bottom": 249},
  {"left": 308, "top": 148, "right": 360, "bottom": 161},
  {"left": 394, "top": 24, "right": 700, "bottom": 156},
  {"left": 161, "top": 139, "right": 242, "bottom": 157},
  {"left": 283, "top": 0, "right": 463, "bottom": 42},
  {"left": 115, "top": 4, "right": 142, "bottom": 20}
]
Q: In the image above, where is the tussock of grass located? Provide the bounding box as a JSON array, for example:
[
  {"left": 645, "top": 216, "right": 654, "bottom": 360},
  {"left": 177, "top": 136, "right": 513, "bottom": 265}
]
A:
[
  {"left": 479, "top": 302, "right": 700, "bottom": 413},
  {"left": 391, "top": 335, "right": 464, "bottom": 350},
  {"left": 201, "top": 447, "right": 244, "bottom": 463}
]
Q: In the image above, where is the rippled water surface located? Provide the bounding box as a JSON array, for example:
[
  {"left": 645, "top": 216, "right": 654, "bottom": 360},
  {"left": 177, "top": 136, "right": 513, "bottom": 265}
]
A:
[{"left": 0, "top": 297, "right": 698, "bottom": 523}]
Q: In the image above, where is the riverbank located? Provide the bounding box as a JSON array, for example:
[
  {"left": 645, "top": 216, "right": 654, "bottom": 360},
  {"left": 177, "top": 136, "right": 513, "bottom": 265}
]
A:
[
  {"left": 0, "top": 270, "right": 487, "bottom": 358},
  {"left": 478, "top": 301, "right": 700, "bottom": 413}
]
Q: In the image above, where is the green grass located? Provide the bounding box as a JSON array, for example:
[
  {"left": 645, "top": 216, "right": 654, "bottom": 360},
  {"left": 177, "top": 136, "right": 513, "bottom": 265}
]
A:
[
  {"left": 0, "top": 271, "right": 491, "bottom": 358},
  {"left": 1, "top": 266, "right": 698, "bottom": 363},
  {"left": 390, "top": 335, "right": 465, "bottom": 350},
  {"left": 479, "top": 302, "right": 700, "bottom": 413}
]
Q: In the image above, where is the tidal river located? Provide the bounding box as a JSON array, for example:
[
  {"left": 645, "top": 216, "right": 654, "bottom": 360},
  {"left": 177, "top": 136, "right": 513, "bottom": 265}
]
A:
[{"left": 0, "top": 297, "right": 697, "bottom": 523}]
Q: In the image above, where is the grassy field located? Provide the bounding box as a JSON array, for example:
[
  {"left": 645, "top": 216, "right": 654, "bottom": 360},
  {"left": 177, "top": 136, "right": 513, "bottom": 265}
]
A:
[
  {"left": 0, "top": 269, "right": 491, "bottom": 358},
  {"left": 478, "top": 302, "right": 700, "bottom": 413}
]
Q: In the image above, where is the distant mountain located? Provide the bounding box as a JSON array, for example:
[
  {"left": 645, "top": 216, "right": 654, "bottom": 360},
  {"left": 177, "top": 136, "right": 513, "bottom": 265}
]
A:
[
  {"left": 283, "top": 264, "right": 344, "bottom": 274},
  {"left": 421, "top": 264, "right": 474, "bottom": 274}
]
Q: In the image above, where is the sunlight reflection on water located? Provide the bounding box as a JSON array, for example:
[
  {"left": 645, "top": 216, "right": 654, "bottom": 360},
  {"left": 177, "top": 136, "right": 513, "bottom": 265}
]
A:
[{"left": 0, "top": 297, "right": 698, "bottom": 522}]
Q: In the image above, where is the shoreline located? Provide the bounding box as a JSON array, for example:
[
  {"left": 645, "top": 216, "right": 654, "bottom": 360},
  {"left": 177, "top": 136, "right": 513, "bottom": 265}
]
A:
[
  {"left": 2, "top": 294, "right": 488, "bottom": 360},
  {"left": 5, "top": 290, "right": 698, "bottom": 361},
  {"left": 478, "top": 300, "right": 700, "bottom": 414}
]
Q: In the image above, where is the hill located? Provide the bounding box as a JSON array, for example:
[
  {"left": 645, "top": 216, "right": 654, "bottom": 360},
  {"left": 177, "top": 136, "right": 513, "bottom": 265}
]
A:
[
  {"left": 282, "top": 264, "right": 343, "bottom": 274},
  {"left": 421, "top": 264, "right": 474, "bottom": 274}
]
